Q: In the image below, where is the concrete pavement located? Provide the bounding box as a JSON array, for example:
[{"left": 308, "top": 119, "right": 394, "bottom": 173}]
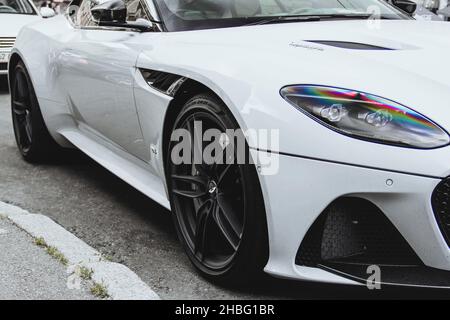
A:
[
  {"left": 0, "top": 201, "right": 159, "bottom": 300},
  {"left": 0, "top": 215, "right": 94, "bottom": 300}
]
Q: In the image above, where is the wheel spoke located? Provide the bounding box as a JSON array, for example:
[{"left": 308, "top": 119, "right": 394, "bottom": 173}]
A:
[
  {"left": 12, "top": 100, "right": 27, "bottom": 115},
  {"left": 217, "top": 163, "right": 234, "bottom": 186},
  {"left": 214, "top": 196, "right": 241, "bottom": 251},
  {"left": 172, "top": 172, "right": 208, "bottom": 199},
  {"left": 17, "top": 120, "right": 31, "bottom": 147},
  {"left": 13, "top": 73, "right": 29, "bottom": 116},
  {"left": 172, "top": 174, "right": 207, "bottom": 188},
  {"left": 195, "top": 199, "right": 212, "bottom": 218},
  {"left": 15, "top": 120, "right": 24, "bottom": 144},
  {"left": 172, "top": 187, "right": 207, "bottom": 199},
  {"left": 24, "top": 114, "right": 32, "bottom": 142},
  {"left": 16, "top": 72, "right": 28, "bottom": 101},
  {"left": 194, "top": 201, "right": 215, "bottom": 260}
]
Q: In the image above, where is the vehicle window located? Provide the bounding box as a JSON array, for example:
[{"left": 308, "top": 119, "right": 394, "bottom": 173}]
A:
[
  {"left": 155, "top": 0, "right": 409, "bottom": 31},
  {"left": 0, "top": 0, "right": 35, "bottom": 14},
  {"left": 259, "top": 0, "right": 285, "bottom": 15}
]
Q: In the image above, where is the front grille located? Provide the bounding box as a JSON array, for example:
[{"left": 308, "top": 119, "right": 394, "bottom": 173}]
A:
[
  {"left": 0, "top": 63, "right": 7, "bottom": 71},
  {"left": 0, "top": 37, "right": 15, "bottom": 50},
  {"left": 432, "top": 178, "right": 450, "bottom": 247}
]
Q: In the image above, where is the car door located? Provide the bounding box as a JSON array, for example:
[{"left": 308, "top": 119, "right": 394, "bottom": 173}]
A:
[{"left": 58, "top": 0, "right": 152, "bottom": 160}]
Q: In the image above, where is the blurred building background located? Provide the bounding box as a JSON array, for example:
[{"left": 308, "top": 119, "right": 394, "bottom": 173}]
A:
[
  {"left": 29, "top": 0, "right": 450, "bottom": 20},
  {"left": 33, "top": 0, "right": 71, "bottom": 14}
]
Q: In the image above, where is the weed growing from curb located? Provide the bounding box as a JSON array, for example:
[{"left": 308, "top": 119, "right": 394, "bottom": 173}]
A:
[
  {"left": 79, "top": 266, "right": 94, "bottom": 280},
  {"left": 34, "top": 237, "right": 68, "bottom": 266},
  {"left": 46, "top": 246, "right": 69, "bottom": 266},
  {"left": 91, "top": 282, "right": 109, "bottom": 299},
  {"left": 34, "top": 237, "right": 47, "bottom": 247}
]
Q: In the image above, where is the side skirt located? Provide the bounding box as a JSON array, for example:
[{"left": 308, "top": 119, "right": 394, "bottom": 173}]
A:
[{"left": 58, "top": 128, "right": 171, "bottom": 210}]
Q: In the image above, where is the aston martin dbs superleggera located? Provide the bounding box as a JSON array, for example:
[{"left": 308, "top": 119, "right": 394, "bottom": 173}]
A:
[{"left": 9, "top": 0, "right": 450, "bottom": 288}]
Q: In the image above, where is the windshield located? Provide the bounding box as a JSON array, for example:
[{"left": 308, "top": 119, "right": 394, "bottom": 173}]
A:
[
  {"left": 0, "top": 0, "right": 35, "bottom": 14},
  {"left": 154, "top": 0, "right": 408, "bottom": 31}
]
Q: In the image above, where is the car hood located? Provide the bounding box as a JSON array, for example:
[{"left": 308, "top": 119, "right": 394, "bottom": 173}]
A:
[
  {"left": 143, "top": 20, "right": 450, "bottom": 129},
  {"left": 0, "top": 14, "right": 40, "bottom": 37}
]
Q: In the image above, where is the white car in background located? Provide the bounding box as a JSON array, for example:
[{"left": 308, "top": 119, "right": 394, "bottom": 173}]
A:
[
  {"left": 0, "top": 0, "right": 55, "bottom": 75},
  {"left": 410, "top": 0, "right": 450, "bottom": 20}
]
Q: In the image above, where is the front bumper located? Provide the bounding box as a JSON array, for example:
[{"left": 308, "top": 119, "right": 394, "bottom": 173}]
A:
[
  {"left": 0, "top": 50, "right": 11, "bottom": 75},
  {"left": 253, "top": 149, "right": 450, "bottom": 286}
]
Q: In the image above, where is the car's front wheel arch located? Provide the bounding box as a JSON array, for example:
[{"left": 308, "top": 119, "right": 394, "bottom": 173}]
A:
[
  {"left": 163, "top": 87, "right": 270, "bottom": 283},
  {"left": 162, "top": 79, "right": 220, "bottom": 178}
]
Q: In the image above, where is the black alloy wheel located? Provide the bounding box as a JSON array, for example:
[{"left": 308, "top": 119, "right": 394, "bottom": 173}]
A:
[
  {"left": 11, "top": 62, "right": 62, "bottom": 162},
  {"left": 167, "top": 93, "right": 269, "bottom": 283},
  {"left": 12, "top": 64, "right": 33, "bottom": 154}
]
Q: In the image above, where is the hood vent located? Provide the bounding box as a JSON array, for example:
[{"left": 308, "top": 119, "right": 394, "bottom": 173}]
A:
[{"left": 307, "top": 40, "right": 394, "bottom": 50}]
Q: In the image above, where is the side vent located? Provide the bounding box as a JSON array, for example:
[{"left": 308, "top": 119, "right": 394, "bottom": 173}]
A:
[
  {"left": 306, "top": 40, "right": 394, "bottom": 50},
  {"left": 140, "top": 69, "right": 186, "bottom": 96}
]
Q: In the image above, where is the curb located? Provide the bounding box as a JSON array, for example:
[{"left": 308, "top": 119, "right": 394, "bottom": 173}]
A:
[{"left": 0, "top": 201, "right": 160, "bottom": 300}]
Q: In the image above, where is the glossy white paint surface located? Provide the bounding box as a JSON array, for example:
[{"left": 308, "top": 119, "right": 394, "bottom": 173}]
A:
[
  {"left": 11, "top": 12, "right": 450, "bottom": 284},
  {"left": 57, "top": 29, "right": 148, "bottom": 160}
]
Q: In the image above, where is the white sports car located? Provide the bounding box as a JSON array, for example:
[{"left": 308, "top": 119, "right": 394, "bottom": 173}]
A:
[
  {"left": 0, "top": 0, "right": 55, "bottom": 76},
  {"left": 9, "top": 0, "right": 450, "bottom": 288}
]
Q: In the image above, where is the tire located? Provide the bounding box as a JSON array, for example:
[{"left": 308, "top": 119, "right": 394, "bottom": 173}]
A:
[
  {"left": 11, "top": 62, "right": 63, "bottom": 163},
  {"left": 167, "top": 93, "right": 269, "bottom": 284}
]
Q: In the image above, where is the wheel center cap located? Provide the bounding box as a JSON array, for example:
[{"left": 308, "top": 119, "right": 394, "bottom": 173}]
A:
[{"left": 208, "top": 181, "right": 218, "bottom": 195}]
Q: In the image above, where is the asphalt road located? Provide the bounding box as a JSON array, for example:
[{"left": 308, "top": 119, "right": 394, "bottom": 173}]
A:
[{"left": 1, "top": 76, "right": 450, "bottom": 300}]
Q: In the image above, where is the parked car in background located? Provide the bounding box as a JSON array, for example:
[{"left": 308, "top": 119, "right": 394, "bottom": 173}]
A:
[
  {"left": 35, "top": 0, "right": 72, "bottom": 15},
  {"left": 0, "top": 0, "right": 55, "bottom": 76},
  {"left": 409, "top": 0, "right": 449, "bottom": 20}
]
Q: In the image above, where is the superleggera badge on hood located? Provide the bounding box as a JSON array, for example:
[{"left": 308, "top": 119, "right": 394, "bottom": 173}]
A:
[{"left": 289, "top": 42, "right": 324, "bottom": 51}]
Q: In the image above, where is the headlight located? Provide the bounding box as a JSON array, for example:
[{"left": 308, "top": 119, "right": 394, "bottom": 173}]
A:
[{"left": 280, "top": 85, "right": 449, "bottom": 149}]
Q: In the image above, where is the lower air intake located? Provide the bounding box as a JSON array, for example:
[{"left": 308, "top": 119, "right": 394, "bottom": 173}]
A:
[
  {"left": 432, "top": 178, "right": 450, "bottom": 247},
  {"left": 296, "top": 198, "right": 421, "bottom": 267}
]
